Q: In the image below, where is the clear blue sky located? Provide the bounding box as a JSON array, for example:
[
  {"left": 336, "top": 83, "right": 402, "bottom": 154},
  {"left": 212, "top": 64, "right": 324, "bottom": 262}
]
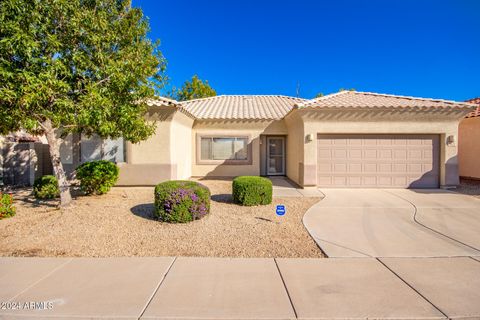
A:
[{"left": 133, "top": 0, "right": 480, "bottom": 101}]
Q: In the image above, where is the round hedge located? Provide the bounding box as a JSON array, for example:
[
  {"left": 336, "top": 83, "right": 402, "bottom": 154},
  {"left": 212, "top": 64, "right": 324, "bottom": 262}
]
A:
[
  {"left": 154, "top": 180, "right": 210, "bottom": 223},
  {"left": 76, "top": 160, "right": 119, "bottom": 195},
  {"left": 232, "top": 176, "right": 272, "bottom": 206},
  {"left": 33, "top": 175, "right": 60, "bottom": 199}
]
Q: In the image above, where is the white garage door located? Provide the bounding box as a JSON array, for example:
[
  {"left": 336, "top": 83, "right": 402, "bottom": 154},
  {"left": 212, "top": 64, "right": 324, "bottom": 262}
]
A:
[{"left": 317, "top": 134, "right": 440, "bottom": 188}]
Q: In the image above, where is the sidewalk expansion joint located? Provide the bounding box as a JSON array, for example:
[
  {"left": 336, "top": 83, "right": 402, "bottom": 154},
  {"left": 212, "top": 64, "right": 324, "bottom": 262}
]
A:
[
  {"left": 137, "top": 256, "right": 177, "bottom": 320},
  {"left": 274, "top": 258, "right": 298, "bottom": 319},
  {"left": 469, "top": 256, "right": 480, "bottom": 264},
  {"left": 376, "top": 258, "right": 449, "bottom": 319},
  {"left": 8, "top": 258, "right": 73, "bottom": 302}
]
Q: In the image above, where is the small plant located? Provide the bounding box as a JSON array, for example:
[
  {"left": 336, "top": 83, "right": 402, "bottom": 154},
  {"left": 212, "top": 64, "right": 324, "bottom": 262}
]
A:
[
  {"left": 154, "top": 180, "right": 210, "bottom": 223},
  {"left": 232, "top": 176, "right": 272, "bottom": 206},
  {"left": 0, "top": 193, "right": 16, "bottom": 219},
  {"left": 76, "top": 160, "right": 119, "bottom": 195},
  {"left": 33, "top": 175, "right": 60, "bottom": 199}
]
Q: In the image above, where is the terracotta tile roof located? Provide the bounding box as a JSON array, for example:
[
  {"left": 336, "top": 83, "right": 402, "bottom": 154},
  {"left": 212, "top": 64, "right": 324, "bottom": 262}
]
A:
[
  {"left": 147, "top": 92, "right": 476, "bottom": 121},
  {"left": 465, "top": 98, "right": 480, "bottom": 118},
  {"left": 179, "top": 95, "right": 307, "bottom": 120},
  {"left": 146, "top": 96, "right": 178, "bottom": 106},
  {"left": 295, "top": 91, "right": 477, "bottom": 111}
]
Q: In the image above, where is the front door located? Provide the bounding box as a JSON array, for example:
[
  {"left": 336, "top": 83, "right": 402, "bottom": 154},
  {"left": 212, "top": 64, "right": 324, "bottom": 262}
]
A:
[{"left": 267, "top": 137, "right": 285, "bottom": 175}]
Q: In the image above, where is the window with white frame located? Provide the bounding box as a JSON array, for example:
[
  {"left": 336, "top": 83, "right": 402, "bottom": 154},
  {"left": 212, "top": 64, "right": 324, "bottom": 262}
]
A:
[{"left": 200, "top": 137, "right": 248, "bottom": 161}]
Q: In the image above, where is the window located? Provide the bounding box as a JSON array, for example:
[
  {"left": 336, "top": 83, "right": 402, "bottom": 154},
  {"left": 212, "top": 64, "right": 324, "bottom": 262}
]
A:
[
  {"left": 200, "top": 137, "right": 249, "bottom": 161},
  {"left": 81, "top": 134, "right": 125, "bottom": 163}
]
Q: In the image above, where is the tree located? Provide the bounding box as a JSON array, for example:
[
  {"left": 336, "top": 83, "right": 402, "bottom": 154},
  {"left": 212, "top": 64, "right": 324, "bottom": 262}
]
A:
[
  {"left": 0, "top": 0, "right": 166, "bottom": 206},
  {"left": 314, "top": 92, "right": 324, "bottom": 98},
  {"left": 173, "top": 75, "right": 216, "bottom": 101}
]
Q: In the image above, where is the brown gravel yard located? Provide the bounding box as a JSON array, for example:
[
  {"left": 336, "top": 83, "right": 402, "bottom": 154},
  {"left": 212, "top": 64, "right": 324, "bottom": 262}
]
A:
[
  {"left": 0, "top": 179, "right": 323, "bottom": 258},
  {"left": 456, "top": 178, "right": 480, "bottom": 199}
]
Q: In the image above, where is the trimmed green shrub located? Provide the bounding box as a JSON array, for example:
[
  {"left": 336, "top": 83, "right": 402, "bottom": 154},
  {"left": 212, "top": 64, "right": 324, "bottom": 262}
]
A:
[
  {"left": 154, "top": 180, "right": 210, "bottom": 223},
  {"left": 232, "top": 176, "right": 272, "bottom": 206},
  {"left": 33, "top": 175, "right": 60, "bottom": 199},
  {"left": 76, "top": 160, "right": 119, "bottom": 195},
  {"left": 0, "top": 193, "right": 16, "bottom": 219}
]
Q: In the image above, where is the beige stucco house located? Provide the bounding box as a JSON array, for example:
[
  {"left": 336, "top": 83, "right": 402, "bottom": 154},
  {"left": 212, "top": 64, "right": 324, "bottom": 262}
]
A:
[
  {"left": 113, "top": 91, "right": 476, "bottom": 189},
  {"left": 459, "top": 98, "right": 480, "bottom": 180}
]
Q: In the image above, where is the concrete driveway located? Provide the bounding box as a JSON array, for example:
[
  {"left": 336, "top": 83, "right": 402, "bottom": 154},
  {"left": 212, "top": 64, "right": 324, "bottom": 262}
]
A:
[{"left": 303, "top": 188, "right": 480, "bottom": 257}]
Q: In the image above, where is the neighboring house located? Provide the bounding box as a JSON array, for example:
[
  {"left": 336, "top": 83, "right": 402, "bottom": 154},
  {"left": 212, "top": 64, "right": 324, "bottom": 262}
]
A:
[
  {"left": 1, "top": 131, "right": 124, "bottom": 186},
  {"left": 0, "top": 131, "right": 51, "bottom": 186},
  {"left": 459, "top": 97, "right": 480, "bottom": 180},
  {"left": 115, "top": 91, "right": 475, "bottom": 188}
]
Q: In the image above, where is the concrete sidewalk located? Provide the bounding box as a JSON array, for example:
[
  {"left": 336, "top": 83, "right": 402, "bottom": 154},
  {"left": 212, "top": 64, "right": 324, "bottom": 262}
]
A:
[{"left": 1, "top": 256, "right": 480, "bottom": 319}]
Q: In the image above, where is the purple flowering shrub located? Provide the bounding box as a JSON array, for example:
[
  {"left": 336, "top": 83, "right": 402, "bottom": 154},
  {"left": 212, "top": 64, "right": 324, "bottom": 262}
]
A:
[{"left": 154, "top": 181, "right": 210, "bottom": 223}]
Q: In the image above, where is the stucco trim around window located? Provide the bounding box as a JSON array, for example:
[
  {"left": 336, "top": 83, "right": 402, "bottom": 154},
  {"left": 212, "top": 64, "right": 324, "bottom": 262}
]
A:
[{"left": 196, "top": 133, "right": 253, "bottom": 165}]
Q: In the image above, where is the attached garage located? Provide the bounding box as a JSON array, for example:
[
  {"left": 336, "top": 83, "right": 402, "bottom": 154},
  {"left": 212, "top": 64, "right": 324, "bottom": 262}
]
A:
[{"left": 317, "top": 134, "right": 440, "bottom": 188}]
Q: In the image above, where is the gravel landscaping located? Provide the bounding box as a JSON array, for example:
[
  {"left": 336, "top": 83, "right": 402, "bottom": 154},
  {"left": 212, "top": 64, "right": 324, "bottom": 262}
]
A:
[
  {"left": 456, "top": 178, "right": 480, "bottom": 199},
  {"left": 0, "top": 179, "right": 323, "bottom": 258}
]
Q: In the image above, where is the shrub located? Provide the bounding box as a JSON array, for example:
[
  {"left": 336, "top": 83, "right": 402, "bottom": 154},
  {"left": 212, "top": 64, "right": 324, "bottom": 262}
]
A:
[
  {"left": 76, "top": 160, "right": 119, "bottom": 195},
  {"left": 0, "top": 193, "right": 16, "bottom": 219},
  {"left": 33, "top": 175, "right": 60, "bottom": 199},
  {"left": 154, "top": 180, "right": 210, "bottom": 223},
  {"left": 232, "top": 176, "right": 272, "bottom": 206}
]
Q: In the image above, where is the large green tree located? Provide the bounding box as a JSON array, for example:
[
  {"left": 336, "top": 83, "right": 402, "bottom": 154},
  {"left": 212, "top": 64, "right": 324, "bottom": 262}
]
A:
[
  {"left": 173, "top": 75, "right": 216, "bottom": 101},
  {"left": 0, "top": 0, "right": 166, "bottom": 206}
]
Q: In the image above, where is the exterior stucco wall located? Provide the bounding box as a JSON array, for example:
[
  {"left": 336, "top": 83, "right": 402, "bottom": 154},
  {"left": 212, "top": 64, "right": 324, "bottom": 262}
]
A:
[
  {"left": 459, "top": 117, "right": 480, "bottom": 179},
  {"left": 296, "top": 108, "right": 467, "bottom": 187},
  {"left": 283, "top": 112, "right": 305, "bottom": 186},
  {"left": 170, "top": 111, "right": 194, "bottom": 179},
  {"left": 191, "top": 120, "right": 287, "bottom": 177},
  {"left": 126, "top": 107, "right": 175, "bottom": 165},
  {"left": 118, "top": 107, "right": 178, "bottom": 185}
]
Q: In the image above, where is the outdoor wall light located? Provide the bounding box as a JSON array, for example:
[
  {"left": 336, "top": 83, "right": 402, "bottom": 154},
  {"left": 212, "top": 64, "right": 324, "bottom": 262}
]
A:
[
  {"left": 305, "top": 134, "right": 314, "bottom": 143},
  {"left": 446, "top": 135, "right": 455, "bottom": 146}
]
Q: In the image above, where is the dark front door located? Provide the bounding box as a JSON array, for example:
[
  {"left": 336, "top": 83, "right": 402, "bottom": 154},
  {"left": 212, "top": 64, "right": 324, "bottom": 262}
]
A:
[{"left": 267, "top": 137, "right": 285, "bottom": 175}]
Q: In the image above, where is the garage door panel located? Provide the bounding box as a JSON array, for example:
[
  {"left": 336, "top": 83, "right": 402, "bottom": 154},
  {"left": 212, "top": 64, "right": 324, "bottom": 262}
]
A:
[
  {"left": 394, "top": 149, "right": 407, "bottom": 159},
  {"left": 318, "top": 149, "right": 332, "bottom": 159},
  {"left": 349, "top": 149, "right": 362, "bottom": 158},
  {"left": 348, "top": 176, "right": 362, "bottom": 186},
  {"left": 349, "top": 163, "right": 362, "bottom": 172},
  {"left": 317, "top": 163, "right": 332, "bottom": 173},
  {"left": 363, "top": 163, "right": 377, "bottom": 172},
  {"left": 378, "top": 163, "right": 392, "bottom": 173},
  {"left": 317, "top": 134, "right": 439, "bottom": 188},
  {"left": 378, "top": 176, "right": 393, "bottom": 186},
  {"left": 333, "top": 163, "right": 347, "bottom": 172},
  {"left": 333, "top": 149, "right": 347, "bottom": 159},
  {"left": 363, "top": 149, "right": 377, "bottom": 158},
  {"left": 379, "top": 150, "right": 393, "bottom": 159},
  {"left": 318, "top": 176, "right": 333, "bottom": 185}
]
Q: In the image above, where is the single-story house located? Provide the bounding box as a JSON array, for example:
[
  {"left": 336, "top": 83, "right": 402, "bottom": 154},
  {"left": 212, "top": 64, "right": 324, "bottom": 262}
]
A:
[
  {"left": 111, "top": 90, "right": 475, "bottom": 188},
  {"left": 3, "top": 91, "right": 476, "bottom": 189},
  {"left": 459, "top": 97, "right": 480, "bottom": 180}
]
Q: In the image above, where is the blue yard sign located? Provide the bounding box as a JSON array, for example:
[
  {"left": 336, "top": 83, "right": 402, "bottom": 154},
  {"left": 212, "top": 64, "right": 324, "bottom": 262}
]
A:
[{"left": 276, "top": 205, "right": 286, "bottom": 216}]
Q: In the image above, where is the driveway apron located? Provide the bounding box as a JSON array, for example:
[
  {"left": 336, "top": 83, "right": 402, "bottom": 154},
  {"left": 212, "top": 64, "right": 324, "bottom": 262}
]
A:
[{"left": 303, "top": 189, "right": 480, "bottom": 257}]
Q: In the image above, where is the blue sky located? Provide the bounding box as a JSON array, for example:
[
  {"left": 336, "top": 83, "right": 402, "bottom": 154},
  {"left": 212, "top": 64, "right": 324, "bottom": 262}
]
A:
[{"left": 133, "top": 0, "right": 480, "bottom": 101}]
